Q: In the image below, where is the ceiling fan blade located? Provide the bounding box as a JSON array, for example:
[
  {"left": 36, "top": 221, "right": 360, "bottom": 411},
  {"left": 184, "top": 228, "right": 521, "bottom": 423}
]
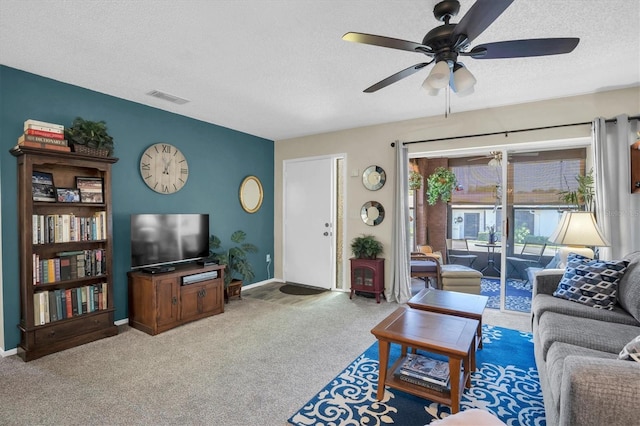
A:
[
  {"left": 470, "top": 38, "right": 580, "bottom": 59},
  {"left": 343, "top": 32, "right": 432, "bottom": 54},
  {"left": 453, "top": 0, "right": 514, "bottom": 44},
  {"left": 363, "top": 63, "right": 430, "bottom": 93}
]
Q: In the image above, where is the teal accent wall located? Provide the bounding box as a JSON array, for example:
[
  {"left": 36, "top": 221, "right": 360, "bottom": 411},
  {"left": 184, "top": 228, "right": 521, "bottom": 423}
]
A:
[{"left": 0, "top": 65, "right": 274, "bottom": 350}]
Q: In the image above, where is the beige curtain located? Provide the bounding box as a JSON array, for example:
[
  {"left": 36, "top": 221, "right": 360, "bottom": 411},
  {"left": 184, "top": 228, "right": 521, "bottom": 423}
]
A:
[
  {"left": 389, "top": 141, "right": 412, "bottom": 303},
  {"left": 592, "top": 115, "right": 640, "bottom": 259}
]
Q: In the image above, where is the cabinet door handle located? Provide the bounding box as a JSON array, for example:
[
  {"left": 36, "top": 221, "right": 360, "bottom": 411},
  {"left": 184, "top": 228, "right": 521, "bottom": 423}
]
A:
[{"left": 172, "top": 296, "right": 178, "bottom": 305}]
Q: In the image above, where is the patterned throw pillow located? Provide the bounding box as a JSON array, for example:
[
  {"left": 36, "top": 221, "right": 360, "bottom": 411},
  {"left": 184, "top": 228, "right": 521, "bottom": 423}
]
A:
[
  {"left": 619, "top": 335, "right": 640, "bottom": 362},
  {"left": 553, "top": 253, "right": 628, "bottom": 310}
]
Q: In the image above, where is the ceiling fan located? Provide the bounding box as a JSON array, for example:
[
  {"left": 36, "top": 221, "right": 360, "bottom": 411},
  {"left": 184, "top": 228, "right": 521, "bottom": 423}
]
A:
[
  {"left": 343, "top": 0, "right": 579, "bottom": 95},
  {"left": 467, "top": 151, "right": 539, "bottom": 166}
]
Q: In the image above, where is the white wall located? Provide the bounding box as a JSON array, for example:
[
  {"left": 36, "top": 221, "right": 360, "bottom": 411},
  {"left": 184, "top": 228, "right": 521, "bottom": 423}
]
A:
[{"left": 274, "top": 87, "right": 640, "bottom": 292}]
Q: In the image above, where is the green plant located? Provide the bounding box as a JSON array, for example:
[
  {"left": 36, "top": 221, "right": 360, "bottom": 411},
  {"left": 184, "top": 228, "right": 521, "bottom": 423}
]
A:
[
  {"left": 409, "top": 170, "right": 422, "bottom": 190},
  {"left": 64, "top": 117, "right": 115, "bottom": 155},
  {"left": 209, "top": 230, "right": 258, "bottom": 287},
  {"left": 350, "top": 234, "right": 384, "bottom": 259},
  {"left": 558, "top": 169, "right": 594, "bottom": 211},
  {"left": 426, "top": 167, "right": 457, "bottom": 205}
]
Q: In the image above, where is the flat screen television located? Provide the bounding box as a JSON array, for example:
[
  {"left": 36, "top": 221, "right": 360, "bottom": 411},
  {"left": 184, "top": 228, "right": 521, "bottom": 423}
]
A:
[{"left": 130, "top": 214, "right": 210, "bottom": 269}]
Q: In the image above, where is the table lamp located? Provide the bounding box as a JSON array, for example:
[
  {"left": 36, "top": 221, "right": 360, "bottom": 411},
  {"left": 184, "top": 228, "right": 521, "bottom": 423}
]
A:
[{"left": 548, "top": 211, "right": 610, "bottom": 268}]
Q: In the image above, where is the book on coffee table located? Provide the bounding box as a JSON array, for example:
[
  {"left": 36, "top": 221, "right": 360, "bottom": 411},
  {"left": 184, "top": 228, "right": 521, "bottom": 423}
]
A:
[
  {"left": 393, "top": 360, "right": 449, "bottom": 392},
  {"left": 398, "top": 353, "right": 450, "bottom": 386}
]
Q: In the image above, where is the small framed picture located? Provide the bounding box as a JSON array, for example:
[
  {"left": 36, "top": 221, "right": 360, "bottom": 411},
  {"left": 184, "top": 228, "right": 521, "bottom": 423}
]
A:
[
  {"left": 76, "top": 176, "right": 104, "bottom": 204},
  {"left": 56, "top": 187, "right": 81, "bottom": 203},
  {"left": 32, "top": 171, "right": 56, "bottom": 202}
]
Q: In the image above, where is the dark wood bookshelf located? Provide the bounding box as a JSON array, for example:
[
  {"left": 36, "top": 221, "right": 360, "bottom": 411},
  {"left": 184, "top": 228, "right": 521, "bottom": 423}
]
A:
[{"left": 11, "top": 146, "right": 119, "bottom": 361}]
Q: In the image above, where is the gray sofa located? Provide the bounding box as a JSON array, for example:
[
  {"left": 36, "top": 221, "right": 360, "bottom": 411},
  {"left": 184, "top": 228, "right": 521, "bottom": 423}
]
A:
[{"left": 531, "top": 251, "right": 640, "bottom": 426}]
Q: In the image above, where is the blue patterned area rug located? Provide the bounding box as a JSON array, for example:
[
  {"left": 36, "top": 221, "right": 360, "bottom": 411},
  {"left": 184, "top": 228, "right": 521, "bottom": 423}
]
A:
[
  {"left": 481, "top": 278, "right": 533, "bottom": 313},
  {"left": 288, "top": 325, "right": 545, "bottom": 426}
]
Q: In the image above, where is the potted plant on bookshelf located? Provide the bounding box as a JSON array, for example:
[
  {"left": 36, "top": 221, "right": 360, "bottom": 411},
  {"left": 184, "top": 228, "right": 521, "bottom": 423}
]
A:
[
  {"left": 351, "top": 234, "right": 384, "bottom": 259},
  {"left": 426, "top": 167, "right": 458, "bottom": 205},
  {"left": 64, "top": 117, "right": 115, "bottom": 157},
  {"left": 209, "top": 230, "right": 258, "bottom": 301}
]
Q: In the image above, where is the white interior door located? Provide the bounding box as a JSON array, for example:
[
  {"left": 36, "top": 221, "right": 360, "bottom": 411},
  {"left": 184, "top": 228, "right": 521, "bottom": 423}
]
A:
[{"left": 283, "top": 157, "right": 334, "bottom": 289}]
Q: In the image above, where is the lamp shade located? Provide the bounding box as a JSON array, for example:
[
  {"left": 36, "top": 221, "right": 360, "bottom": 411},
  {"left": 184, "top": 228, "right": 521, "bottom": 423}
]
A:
[
  {"left": 452, "top": 64, "right": 477, "bottom": 93},
  {"left": 426, "top": 60, "right": 451, "bottom": 89},
  {"left": 549, "top": 211, "right": 609, "bottom": 268},
  {"left": 548, "top": 211, "right": 610, "bottom": 247},
  {"left": 421, "top": 77, "right": 440, "bottom": 96}
]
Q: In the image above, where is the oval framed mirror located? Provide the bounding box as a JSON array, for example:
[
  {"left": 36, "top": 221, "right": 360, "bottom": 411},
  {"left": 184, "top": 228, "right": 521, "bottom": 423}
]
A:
[
  {"left": 361, "top": 201, "right": 385, "bottom": 226},
  {"left": 239, "top": 176, "right": 264, "bottom": 213},
  {"left": 362, "top": 165, "right": 386, "bottom": 191}
]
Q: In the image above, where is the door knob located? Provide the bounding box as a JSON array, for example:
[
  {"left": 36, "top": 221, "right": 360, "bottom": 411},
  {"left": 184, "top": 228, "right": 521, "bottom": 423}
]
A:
[{"left": 323, "top": 232, "right": 329, "bottom": 236}]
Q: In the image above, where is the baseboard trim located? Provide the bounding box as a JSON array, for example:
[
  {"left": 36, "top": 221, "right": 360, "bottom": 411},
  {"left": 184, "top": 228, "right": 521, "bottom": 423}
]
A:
[{"left": 0, "top": 346, "right": 18, "bottom": 358}]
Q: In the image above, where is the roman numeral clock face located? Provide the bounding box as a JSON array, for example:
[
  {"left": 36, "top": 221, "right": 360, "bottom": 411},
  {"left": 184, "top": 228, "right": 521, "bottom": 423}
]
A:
[{"left": 140, "top": 143, "right": 189, "bottom": 194}]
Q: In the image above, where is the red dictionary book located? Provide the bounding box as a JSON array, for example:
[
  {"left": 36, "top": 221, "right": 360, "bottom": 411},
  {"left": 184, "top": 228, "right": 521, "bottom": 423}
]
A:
[
  {"left": 16, "top": 141, "right": 71, "bottom": 152},
  {"left": 25, "top": 128, "right": 65, "bottom": 139}
]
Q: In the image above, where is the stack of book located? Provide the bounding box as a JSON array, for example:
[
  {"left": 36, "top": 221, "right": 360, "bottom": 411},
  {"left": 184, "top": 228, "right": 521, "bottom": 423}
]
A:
[
  {"left": 394, "top": 353, "right": 451, "bottom": 391},
  {"left": 17, "top": 119, "right": 70, "bottom": 152}
]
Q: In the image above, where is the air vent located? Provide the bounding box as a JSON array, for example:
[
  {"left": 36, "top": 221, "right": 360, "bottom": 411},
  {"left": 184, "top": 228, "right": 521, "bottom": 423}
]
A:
[{"left": 146, "top": 90, "right": 190, "bottom": 105}]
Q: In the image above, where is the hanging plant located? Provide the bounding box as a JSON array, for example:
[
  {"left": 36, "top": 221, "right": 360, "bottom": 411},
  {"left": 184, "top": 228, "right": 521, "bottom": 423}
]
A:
[
  {"left": 426, "top": 167, "right": 458, "bottom": 205},
  {"left": 409, "top": 170, "right": 422, "bottom": 190}
]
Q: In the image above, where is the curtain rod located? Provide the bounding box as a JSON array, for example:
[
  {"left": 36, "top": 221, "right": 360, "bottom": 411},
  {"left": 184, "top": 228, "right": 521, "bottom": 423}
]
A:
[{"left": 395, "top": 115, "right": 640, "bottom": 146}]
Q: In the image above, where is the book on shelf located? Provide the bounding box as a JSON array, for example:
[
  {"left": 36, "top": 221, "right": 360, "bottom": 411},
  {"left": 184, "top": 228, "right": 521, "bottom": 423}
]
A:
[
  {"left": 24, "top": 119, "right": 64, "bottom": 132},
  {"left": 25, "top": 128, "right": 65, "bottom": 139},
  {"left": 32, "top": 284, "right": 108, "bottom": 324},
  {"left": 18, "top": 133, "right": 68, "bottom": 146},
  {"left": 398, "top": 353, "right": 450, "bottom": 387}
]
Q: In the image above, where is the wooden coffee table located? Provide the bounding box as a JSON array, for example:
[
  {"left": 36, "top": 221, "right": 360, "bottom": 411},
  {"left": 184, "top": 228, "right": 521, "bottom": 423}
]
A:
[
  {"left": 371, "top": 307, "right": 478, "bottom": 414},
  {"left": 408, "top": 288, "right": 489, "bottom": 349}
]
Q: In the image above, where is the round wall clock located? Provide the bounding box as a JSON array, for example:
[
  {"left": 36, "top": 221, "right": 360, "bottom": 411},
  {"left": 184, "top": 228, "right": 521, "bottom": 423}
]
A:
[
  {"left": 362, "top": 165, "right": 386, "bottom": 191},
  {"left": 140, "top": 143, "right": 189, "bottom": 194}
]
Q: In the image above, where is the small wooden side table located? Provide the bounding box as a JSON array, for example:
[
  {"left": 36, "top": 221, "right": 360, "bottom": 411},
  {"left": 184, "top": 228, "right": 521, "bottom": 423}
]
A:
[
  {"left": 371, "top": 307, "right": 478, "bottom": 414},
  {"left": 408, "top": 288, "right": 488, "bottom": 349}
]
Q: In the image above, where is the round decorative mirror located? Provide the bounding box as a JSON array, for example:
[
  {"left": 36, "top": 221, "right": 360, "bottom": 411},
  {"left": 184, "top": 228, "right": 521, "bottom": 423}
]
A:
[
  {"left": 239, "top": 176, "right": 263, "bottom": 213},
  {"left": 362, "top": 165, "right": 386, "bottom": 191},
  {"left": 361, "top": 201, "right": 385, "bottom": 226}
]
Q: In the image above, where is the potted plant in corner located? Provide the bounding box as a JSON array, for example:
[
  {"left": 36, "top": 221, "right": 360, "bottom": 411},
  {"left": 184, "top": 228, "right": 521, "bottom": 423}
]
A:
[
  {"left": 350, "top": 234, "right": 384, "bottom": 259},
  {"left": 426, "top": 167, "right": 457, "bottom": 205},
  {"left": 209, "top": 230, "right": 258, "bottom": 302},
  {"left": 64, "top": 117, "right": 115, "bottom": 157}
]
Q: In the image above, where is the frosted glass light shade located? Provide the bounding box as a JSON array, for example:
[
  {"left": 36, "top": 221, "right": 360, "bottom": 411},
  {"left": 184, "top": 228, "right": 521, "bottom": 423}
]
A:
[
  {"left": 452, "top": 65, "right": 477, "bottom": 93},
  {"left": 421, "top": 77, "right": 440, "bottom": 96},
  {"left": 426, "top": 60, "right": 451, "bottom": 89}
]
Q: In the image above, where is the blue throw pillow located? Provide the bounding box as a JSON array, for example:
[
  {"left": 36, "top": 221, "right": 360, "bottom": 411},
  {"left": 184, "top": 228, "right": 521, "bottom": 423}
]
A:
[{"left": 553, "top": 253, "right": 628, "bottom": 310}]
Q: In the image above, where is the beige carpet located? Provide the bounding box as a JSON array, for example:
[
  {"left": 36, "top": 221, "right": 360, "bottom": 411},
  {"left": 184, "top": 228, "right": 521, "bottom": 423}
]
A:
[{"left": 0, "top": 281, "right": 530, "bottom": 425}]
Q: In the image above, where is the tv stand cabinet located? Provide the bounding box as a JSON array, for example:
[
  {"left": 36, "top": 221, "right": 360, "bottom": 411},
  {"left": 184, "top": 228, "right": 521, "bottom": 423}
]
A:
[{"left": 127, "top": 263, "right": 224, "bottom": 335}]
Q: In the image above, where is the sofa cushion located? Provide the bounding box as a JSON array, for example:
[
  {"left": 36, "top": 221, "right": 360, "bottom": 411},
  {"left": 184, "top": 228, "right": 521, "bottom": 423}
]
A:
[
  {"left": 537, "top": 311, "right": 640, "bottom": 361},
  {"left": 618, "top": 335, "right": 640, "bottom": 362},
  {"left": 616, "top": 251, "right": 640, "bottom": 322},
  {"left": 545, "top": 342, "right": 619, "bottom": 410},
  {"left": 553, "top": 253, "right": 628, "bottom": 310},
  {"left": 532, "top": 294, "right": 640, "bottom": 327}
]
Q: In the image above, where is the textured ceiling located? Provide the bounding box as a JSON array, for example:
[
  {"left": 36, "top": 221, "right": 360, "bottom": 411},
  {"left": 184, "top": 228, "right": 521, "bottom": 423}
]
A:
[{"left": 1, "top": 0, "right": 639, "bottom": 141}]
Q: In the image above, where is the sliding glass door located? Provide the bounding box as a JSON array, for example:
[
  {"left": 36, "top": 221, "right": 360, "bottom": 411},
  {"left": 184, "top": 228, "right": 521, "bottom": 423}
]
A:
[{"left": 449, "top": 148, "right": 588, "bottom": 313}]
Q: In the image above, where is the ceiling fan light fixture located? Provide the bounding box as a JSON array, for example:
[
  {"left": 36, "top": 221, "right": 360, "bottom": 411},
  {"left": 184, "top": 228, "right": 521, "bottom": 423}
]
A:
[
  {"left": 426, "top": 60, "right": 451, "bottom": 89},
  {"left": 452, "top": 63, "right": 476, "bottom": 93},
  {"left": 421, "top": 77, "right": 440, "bottom": 96}
]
